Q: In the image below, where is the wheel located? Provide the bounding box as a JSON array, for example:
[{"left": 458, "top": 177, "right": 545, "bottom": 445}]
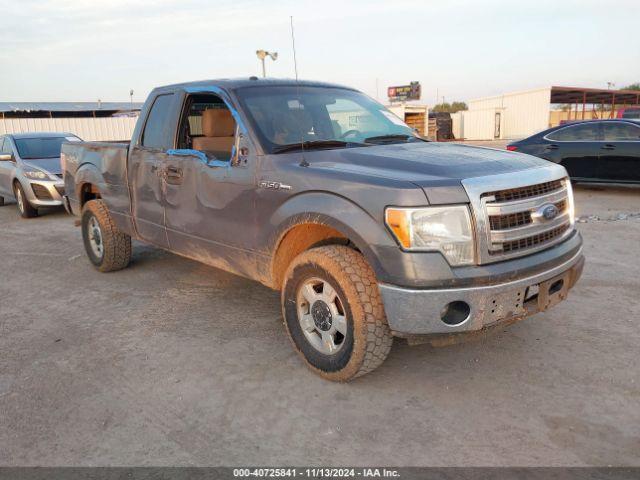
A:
[
  {"left": 0, "top": 196, "right": 4, "bottom": 206},
  {"left": 282, "top": 245, "right": 393, "bottom": 381},
  {"left": 14, "top": 182, "right": 38, "bottom": 218},
  {"left": 81, "top": 199, "right": 132, "bottom": 272}
]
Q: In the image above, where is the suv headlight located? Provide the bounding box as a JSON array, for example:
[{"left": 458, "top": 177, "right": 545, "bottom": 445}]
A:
[
  {"left": 385, "top": 205, "right": 475, "bottom": 266},
  {"left": 23, "top": 169, "right": 49, "bottom": 180}
]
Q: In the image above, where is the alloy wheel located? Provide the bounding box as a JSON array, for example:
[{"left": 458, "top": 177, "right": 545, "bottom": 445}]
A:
[{"left": 296, "top": 277, "right": 348, "bottom": 355}]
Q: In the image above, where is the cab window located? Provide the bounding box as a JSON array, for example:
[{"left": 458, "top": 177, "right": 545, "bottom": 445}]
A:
[
  {"left": 142, "top": 94, "right": 174, "bottom": 149},
  {"left": 177, "top": 94, "right": 236, "bottom": 161}
]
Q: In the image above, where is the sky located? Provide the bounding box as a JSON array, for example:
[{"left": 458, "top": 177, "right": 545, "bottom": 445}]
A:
[{"left": 1, "top": 0, "right": 639, "bottom": 105}]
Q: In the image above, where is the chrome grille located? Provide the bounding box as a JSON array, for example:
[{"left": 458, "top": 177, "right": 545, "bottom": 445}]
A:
[
  {"left": 481, "top": 178, "right": 572, "bottom": 261},
  {"left": 462, "top": 168, "right": 574, "bottom": 265},
  {"left": 484, "top": 179, "right": 563, "bottom": 203},
  {"left": 489, "top": 199, "right": 567, "bottom": 230}
]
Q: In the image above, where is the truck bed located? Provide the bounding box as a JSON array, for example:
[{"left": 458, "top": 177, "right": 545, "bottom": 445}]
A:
[{"left": 61, "top": 141, "right": 133, "bottom": 233}]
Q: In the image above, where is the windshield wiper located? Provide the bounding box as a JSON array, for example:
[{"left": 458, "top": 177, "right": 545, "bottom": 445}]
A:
[
  {"left": 273, "top": 140, "right": 365, "bottom": 153},
  {"left": 364, "top": 134, "right": 425, "bottom": 144},
  {"left": 272, "top": 140, "right": 367, "bottom": 154}
]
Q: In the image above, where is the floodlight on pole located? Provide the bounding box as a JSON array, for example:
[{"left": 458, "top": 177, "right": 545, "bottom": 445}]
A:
[{"left": 256, "top": 50, "right": 278, "bottom": 77}]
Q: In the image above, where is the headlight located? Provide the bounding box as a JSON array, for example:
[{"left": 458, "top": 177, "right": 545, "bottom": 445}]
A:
[
  {"left": 565, "top": 178, "right": 575, "bottom": 226},
  {"left": 23, "top": 169, "right": 49, "bottom": 180},
  {"left": 385, "top": 205, "right": 475, "bottom": 266}
]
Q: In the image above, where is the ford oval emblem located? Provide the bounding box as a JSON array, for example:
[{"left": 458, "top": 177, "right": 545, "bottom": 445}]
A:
[{"left": 540, "top": 203, "right": 559, "bottom": 221}]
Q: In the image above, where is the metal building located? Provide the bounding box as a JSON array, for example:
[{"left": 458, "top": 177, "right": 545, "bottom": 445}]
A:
[
  {"left": 451, "top": 86, "right": 640, "bottom": 141},
  {"left": 0, "top": 102, "right": 142, "bottom": 141}
]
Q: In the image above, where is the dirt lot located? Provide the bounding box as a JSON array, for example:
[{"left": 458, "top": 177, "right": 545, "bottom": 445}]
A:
[{"left": 0, "top": 184, "right": 639, "bottom": 466}]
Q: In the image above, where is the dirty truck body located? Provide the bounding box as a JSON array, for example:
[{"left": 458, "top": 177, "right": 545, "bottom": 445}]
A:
[{"left": 62, "top": 78, "right": 584, "bottom": 380}]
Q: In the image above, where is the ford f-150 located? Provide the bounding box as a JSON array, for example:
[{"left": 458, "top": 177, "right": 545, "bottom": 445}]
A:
[{"left": 61, "top": 78, "right": 584, "bottom": 381}]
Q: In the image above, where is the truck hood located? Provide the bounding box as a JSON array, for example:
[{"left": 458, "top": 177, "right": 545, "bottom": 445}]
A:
[
  {"left": 303, "top": 141, "right": 551, "bottom": 187},
  {"left": 22, "top": 157, "right": 62, "bottom": 175}
]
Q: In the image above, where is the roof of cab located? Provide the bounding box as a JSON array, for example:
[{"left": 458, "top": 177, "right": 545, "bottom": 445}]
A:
[
  {"left": 152, "top": 77, "right": 358, "bottom": 94},
  {"left": 4, "top": 132, "right": 76, "bottom": 139}
]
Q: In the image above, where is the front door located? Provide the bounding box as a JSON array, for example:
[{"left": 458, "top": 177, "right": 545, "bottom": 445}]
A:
[
  {"left": 162, "top": 93, "right": 258, "bottom": 278},
  {"left": 599, "top": 121, "right": 640, "bottom": 182},
  {"left": 543, "top": 122, "right": 601, "bottom": 179},
  {"left": 129, "top": 93, "right": 176, "bottom": 248}
]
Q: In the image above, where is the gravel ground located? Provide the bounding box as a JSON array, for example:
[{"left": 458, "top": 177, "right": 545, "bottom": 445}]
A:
[{"left": 0, "top": 184, "right": 639, "bottom": 466}]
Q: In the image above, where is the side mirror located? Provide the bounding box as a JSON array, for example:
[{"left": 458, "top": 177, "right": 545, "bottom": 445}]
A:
[{"left": 0, "top": 153, "right": 14, "bottom": 162}]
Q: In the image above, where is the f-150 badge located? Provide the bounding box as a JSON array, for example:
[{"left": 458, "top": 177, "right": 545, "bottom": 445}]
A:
[{"left": 259, "top": 181, "right": 292, "bottom": 191}]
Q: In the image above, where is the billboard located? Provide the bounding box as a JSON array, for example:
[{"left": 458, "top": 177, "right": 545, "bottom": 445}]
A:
[{"left": 387, "top": 82, "right": 421, "bottom": 102}]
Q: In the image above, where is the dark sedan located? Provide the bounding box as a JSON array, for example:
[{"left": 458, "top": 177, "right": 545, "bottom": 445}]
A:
[{"left": 507, "top": 119, "right": 640, "bottom": 184}]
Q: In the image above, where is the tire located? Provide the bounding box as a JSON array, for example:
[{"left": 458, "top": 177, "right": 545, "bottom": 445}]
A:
[
  {"left": 0, "top": 196, "right": 4, "bottom": 206},
  {"left": 81, "top": 199, "right": 132, "bottom": 272},
  {"left": 14, "top": 182, "right": 38, "bottom": 218},
  {"left": 282, "top": 245, "right": 392, "bottom": 381}
]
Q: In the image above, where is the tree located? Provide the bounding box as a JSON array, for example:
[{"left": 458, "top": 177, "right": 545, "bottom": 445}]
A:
[
  {"left": 432, "top": 101, "right": 467, "bottom": 113},
  {"left": 622, "top": 83, "right": 640, "bottom": 91}
]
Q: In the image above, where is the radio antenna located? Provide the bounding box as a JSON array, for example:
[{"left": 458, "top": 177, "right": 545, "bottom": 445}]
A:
[
  {"left": 290, "top": 15, "right": 308, "bottom": 166},
  {"left": 290, "top": 16, "right": 299, "bottom": 81}
]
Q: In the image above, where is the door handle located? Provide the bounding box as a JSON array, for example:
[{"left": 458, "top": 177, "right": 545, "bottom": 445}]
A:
[
  {"left": 165, "top": 166, "right": 183, "bottom": 178},
  {"left": 601, "top": 144, "right": 616, "bottom": 150},
  {"left": 546, "top": 144, "right": 559, "bottom": 150},
  {"left": 163, "top": 165, "right": 183, "bottom": 184}
]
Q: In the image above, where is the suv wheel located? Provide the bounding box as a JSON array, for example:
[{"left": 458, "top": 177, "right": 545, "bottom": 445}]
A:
[
  {"left": 81, "top": 199, "right": 132, "bottom": 272},
  {"left": 282, "top": 245, "right": 392, "bottom": 381},
  {"left": 14, "top": 182, "right": 38, "bottom": 218}
]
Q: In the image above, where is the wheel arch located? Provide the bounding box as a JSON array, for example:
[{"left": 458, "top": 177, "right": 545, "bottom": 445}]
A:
[
  {"left": 74, "top": 164, "right": 104, "bottom": 208},
  {"left": 267, "top": 193, "right": 392, "bottom": 289}
]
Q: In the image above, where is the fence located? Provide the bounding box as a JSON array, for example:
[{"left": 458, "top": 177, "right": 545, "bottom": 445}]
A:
[{"left": 0, "top": 117, "right": 138, "bottom": 141}]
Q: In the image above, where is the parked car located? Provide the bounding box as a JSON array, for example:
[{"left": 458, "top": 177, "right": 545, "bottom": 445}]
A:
[
  {"left": 61, "top": 78, "right": 584, "bottom": 381},
  {"left": 0, "top": 132, "right": 82, "bottom": 217},
  {"left": 507, "top": 119, "right": 640, "bottom": 184}
]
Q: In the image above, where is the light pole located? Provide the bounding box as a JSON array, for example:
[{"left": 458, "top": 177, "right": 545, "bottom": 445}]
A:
[
  {"left": 256, "top": 50, "right": 278, "bottom": 77},
  {"left": 129, "top": 89, "right": 134, "bottom": 111}
]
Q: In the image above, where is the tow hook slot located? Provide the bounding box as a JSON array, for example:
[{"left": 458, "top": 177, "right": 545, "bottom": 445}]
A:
[{"left": 549, "top": 279, "right": 564, "bottom": 296}]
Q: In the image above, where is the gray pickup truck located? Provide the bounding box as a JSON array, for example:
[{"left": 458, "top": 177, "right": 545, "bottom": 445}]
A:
[{"left": 62, "top": 78, "right": 584, "bottom": 381}]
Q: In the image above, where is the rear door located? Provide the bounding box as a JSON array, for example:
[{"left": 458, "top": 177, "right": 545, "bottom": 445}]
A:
[
  {"left": 128, "top": 93, "right": 178, "bottom": 247},
  {"left": 599, "top": 121, "right": 640, "bottom": 182},
  {"left": 544, "top": 122, "right": 602, "bottom": 179}
]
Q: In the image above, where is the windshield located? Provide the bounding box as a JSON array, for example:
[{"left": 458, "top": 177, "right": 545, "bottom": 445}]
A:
[
  {"left": 235, "top": 86, "right": 421, "bottom": 154},
  {"left": 14, "top": 136, "right": 79, "bottom": 159}
]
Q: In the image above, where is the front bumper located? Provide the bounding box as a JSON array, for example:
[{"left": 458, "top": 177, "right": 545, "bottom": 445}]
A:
[
  {"left": 379, "top": 247, "right": 584, "bottom": 336},
  {"left": 22, "top": 178, "right": 65, "bottom": 207}
]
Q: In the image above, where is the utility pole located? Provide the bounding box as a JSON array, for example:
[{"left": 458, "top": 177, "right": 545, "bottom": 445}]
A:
[{"left": 256, "top": 50, "right": 278, "bottom": 77}]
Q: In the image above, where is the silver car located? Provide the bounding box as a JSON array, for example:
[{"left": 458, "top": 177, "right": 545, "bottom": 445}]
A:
[{"left": 0, "top": 132, "right": 81, "bottom": 218}]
